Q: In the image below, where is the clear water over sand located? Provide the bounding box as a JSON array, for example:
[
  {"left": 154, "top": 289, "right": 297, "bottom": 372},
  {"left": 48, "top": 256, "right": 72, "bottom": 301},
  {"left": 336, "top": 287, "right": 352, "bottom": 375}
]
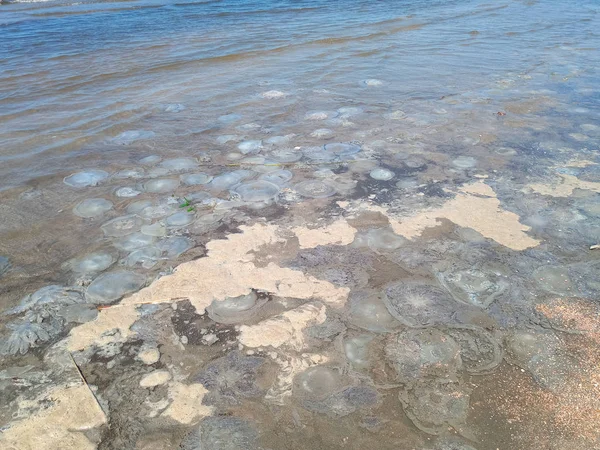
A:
[{"left": 0, "top": 0, "right": 599, "bottom": 449}]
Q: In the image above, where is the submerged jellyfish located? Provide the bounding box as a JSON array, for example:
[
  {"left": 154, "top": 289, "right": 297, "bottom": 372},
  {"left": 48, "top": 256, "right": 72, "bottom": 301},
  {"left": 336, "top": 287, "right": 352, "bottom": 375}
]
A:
[
  {"left": 85, "top": 270, "right": 145, "bottom": 304},
  {"left": 111, "top": 130, "right": 155, "bottom": 145},
  {"left": 302, "top": 146, "right": 338, "bottom": 162},
  {"left": 295, "top": 180, "right": 336, "bottom": 198},
  {"left": 194, "top": 351, "right": 273, "bottom": 406},
  {"left": 233, "top": 180, "right": 280, "bottom": 202},
  {"left": 64, "top": 252, "right": 115, "bottom": 274},
  {"left": 124, "top": 246, "right": 162, "bottom": 269},
  {"left": 158, "top": 236, "right": 194, "bottom": 258},
  {"left": 305, "top": 111, "right": 338, "bottom": 121},
  {"left": 64, "top": 170, "right": 109, "bottom": 188},
  {"left": 113, "top": 168, "right": 145, "bottom": 179},
  {"left": 141, "top": 221, "right": 167, "bottom": 237},
  {"left": 181, "top": 416, "right": 259, "bottom": 450},
  {"left": 113, "top": 232, "right": 156, "bottom": 251},
  {"left": 7, "top": 285, "right": 86, "bottom": 317},
  {"left": 311, "top": 128, "right": 334, "bottom": 138},
  {"left": 126, "top": 200, "right": 153, "bottom": 215},
  {"left": 344, "top": 334, "right": 375, "bottom": 369},
  {"left": 143, "top": 178, "right": 180, "bottom": 193},
  {"left": 1, "top": 320, "right": 59, "bottom": 356},
  {"left": 369, "top": 168, "right": 395, "bottom": 181},
  {"left": 115, "top": 187, "right": 142, "bottom": 198},
  {"left": 399, "top": 379, "right": 471, "bottom": 435},
  {"left": 73, "top": 198, "right": 113, "bottom": 218},
  {"left": 101, "top": 214, "right": 145, "bottom": 237},
  {"left": 180, "top": 173, "right": 212, "bottom": 186},
  {"left": 302, "top": 385, "right": 380, "bottom": 418},
  {"left": 159, "top": 157, "right": 199, "bottom": 172},
  {"left": 139, "top": 155, "right": 161, "bottom": 165},
  {"left": 452, "top": 156, "right": 477, "bottom": 169},
  {"left": 382, "top": 282, "right": 462, "bottom": 327},
  {"left": 444, "top": 325, "right": 502, "bottom": 374},
  {"left": 165, "top": 211, "right": 195, "bottom": 228},
  {"left": 269, "top": 147, "right": 302, "bottom": 163},
  {"left": 237, "top": 140, "right": 263, "bottom": 155},
  {"left": 385, "top": 328, "right": 462, "bottom": 381},
  {"left": 209, "top": 171, "right": 249, "bottom": 191},
  {"left": 348, "top": 290, "right": 401, "bottom": 333},
  {"left": 437, "top": 268, "right": 508, "bottom": 308},
  {"left": 258, "top": 169, "right": 293, "bottom": 186},
  {"left": 207, "top": 291, "right": 267, "bottom": 324},
  {"left": 352, "top": 228, "right": 406, "bottom": 252},
  {"left": 293, "top": 366, "right": 345, "bottom": 400},
  {"left": 324, "top": 142, "right": 361, "bottom": 158}
]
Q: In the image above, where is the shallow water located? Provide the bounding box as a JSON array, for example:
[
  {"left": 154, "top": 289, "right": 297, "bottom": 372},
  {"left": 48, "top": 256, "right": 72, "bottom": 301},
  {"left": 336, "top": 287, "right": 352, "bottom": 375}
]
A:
[{"left": 1, "top": 0, "right": 600, "bottom": 449}]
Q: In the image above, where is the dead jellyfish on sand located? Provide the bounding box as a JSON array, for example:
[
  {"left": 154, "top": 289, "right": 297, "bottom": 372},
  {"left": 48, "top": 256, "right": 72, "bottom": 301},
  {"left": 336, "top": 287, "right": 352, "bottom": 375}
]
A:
[
  {"left": 180, "top": 172, "right": 212, "bottom": 186},
  {"left": 452, "top": 156, "right": 477, "bottom": 169},
  {"left": 143, "top": 178, "right": 180, "bottom": 193},
  {"left": 158, "top": 236, "right": 194, "bottom": 258},
  {"left": 7, "top": 285, "right": 86, "bottom": 317},
  {"left": 113, "top": 168, "right": 145, "bottom": 179},
  {"left": 209, "top": 171, "right": 250, "bottom": 191},
  {"left": 165, "top": 211, "right": 195, "bottom": 228},
  {"left": 385, "top": 328, "right": 462, "bottom": 382},
  {"left": 293, "top": 366, "right": 345, "bottom": 400},
  {"left": 110, "top": 130, "right": 155, "bottom": 145},
  {"left": 206, "top": 291, "right": 267, "bottom": 324},
  {"left": 382, "top": 282, "right": 462, "bottom": 327},
  {"left": 437, "top": 268, "right": 508, "bottom": 308},
  {"left": 344, "top": 334, "right": 375, "bottom": 369},
  {"left": 101, "top": 214, "right": 145, "bottom": 237},
  {"left": 115, "top": 187, "right": 142, "bottom": 198},
  {"left": 369, "top": 168, "right": 395, "bottom": 181},
  {"left": 269, "top": 147, "right": 302, "bottom": 163},
  {"left": 73, "top": 198, "right": 113, "bottom": 218},
  {"left": 295, "top": 180, "right": 336, "bottom": 198},
  {"left": 85, "top": 270, "right": 145, "bottom": 304},
  {"left": 159, "top": 157, "right": 199, "bottom": 172},
  {"left": 324, "top": 142, "right": 361, "bottom": 158},
  {"left": 259, "top": 169, "right": 293, "bottom": 186},
  {"left": 237, "top": 140, "right": 263, "bottom": 155},
  {"left": 352, "top": 227, "right": 406, "bottom": 252},
  {"left": 63, "top": 252, "right": 115, "bottom": 274},
  {"left": 180, "top": 416, "right": 259, "bottom": 450},
  {"left": 194, "top": 351, "right": 273, "bottom": 406},
  {"left": 399, "top": 379, "right": 471, "bottom": 435},
  {"left": 64, "top": 170, "right": 109, "bottom": 188},
  {"left": 348, "top": 289, "right": 401, "bottom": 333},
  {"left": 113, "top": 232, "right": 156, "bottom": 251},
  {"left": 124, "top": 246, "right": 162, "bottom": 269},
  {"left": 1, "top": 320, "right": 59, "bottom": 356},
  {"left": 303, "top": 145, "right": 338, "bottom": 162},
  {"left": 302, "top": 385, "right": 380, "bottom": 417},
  {"left": 139, "top": 155, "right": 161, "bottom": 165},
  {"left": 443, "top": 325, "right": 502, "bottom": 374},
  {"left": 233, "top": 180, "right": 280, "bottom": 202}
]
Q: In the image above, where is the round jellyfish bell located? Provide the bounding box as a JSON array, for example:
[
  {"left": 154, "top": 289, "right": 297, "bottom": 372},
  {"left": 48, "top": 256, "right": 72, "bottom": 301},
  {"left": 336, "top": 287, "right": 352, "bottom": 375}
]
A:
[
  {"left": 85, "top": 271, "right": 146, "bottom": 304},
  {"left": 443, "top": 325, "right": 502, "bottom": 374},
  {"left": 382, "top": 282, "right": 462, "bottom": 327},
  {"left": 159, "top": 157, "right": 199, "bottom": 172},
  {"left": 113, "top": 232, "right": 156, "bottom": 251},
  {"left": 295, "top": 180, "right": 336, "bottom": 198},
  {"left": 437, "top": 268, "right": 509, "bottom": 308},
  {"left": 143, "top": 178, "right": 180, "bottom": 193},
  {"left": 452, "top": 156, "right": 477, "bottom": 169},
  {"left": 64, "top": 252, "right": 115, "bottom": 274},
  {"left": 369, "top": 168, "right": 395, "bottom": 181},
  {"left": 206, "top": 291, "right": 267, "bottom": 324},
  {"left": 259, "top": 169, "right": 293, "bottom": 186},
  {"left": 269, "top": 147, "right": 302, "bottom": 163},
  {"left": 347, "top": 289, "right": 400, "bottom": 333},
  {"left": 165, "top": 211, "right": 195, "bottom": 228},
  {"left": 180, "top": 173, "right": 212, "bottom": 186},
  {"left": 324, "top": 142, "right": 361, "bottom": 158},
  {"left": 238, "top": 140, "right": 263, "bottom": 155},
  {"left": 344, "top": 334, "right": 375, "bottom": 369},
  {"left": 64, "top": 170, "right": 109, "bottom": 188},
  {"left": 115, "top": 187, "right": 142, "bottom": 198},
  {"left": 124, "top": 246, "right": 162, "bottom": 269},
  {"left": 73, "top": 198, "right": 113, "bottom": 218},
  {"left": 293, "top": 366, "right": 345, "bottom": 400},
  {"left": 232, "top": 180, "right": 280, "bottom": 202},
  {"left": 101, "top": 215, "right": 145, "bottom": 237}
]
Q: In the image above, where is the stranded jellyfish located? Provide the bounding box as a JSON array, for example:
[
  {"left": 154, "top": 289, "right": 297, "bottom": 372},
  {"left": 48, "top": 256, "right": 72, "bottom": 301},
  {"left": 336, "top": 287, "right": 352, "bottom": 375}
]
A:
[
  {"left": 382, "top": 282, "right": 462, "bottom": 327},
  {"left": 348, "top": 289, "right": 401, "bottom": 333},
  {"left": 295, "top": 180, "right": 336, "bottom": 198},
  {"left": 237, "top": 140, "right": 263, "bottom": 155},
  {"left": 437, "top": 268, "right": 509, "bottom": 308},
  {"left": 110, "top": 130, "right": 155, "bottom": 145},
  {"left": 180, "top": 173, "right": 212, "bottom": 186},
  {"left": 305, "top": 111, "right": 338, "bottom": 121},
  {"left": 209, "top": 171, "right": 250, "bottom": 191},
  {"left": 259, "top": 169, "right": 293, "bottom": 186},
  {"left": 115, "top": 187, "right": 142, "bottom": 198},
  {"left": 113, "top": 168, "right": 145, "bottom": 179},
  {"left": 64, "top": 170, "right": 109, "bottom": 188},
  {"left": 124, "top": 246, "right": 162, "bottom": 269},
  {"left": 113, "top": 232, "right": 156, "bottom": 251},
  {"left": 385, "top": 328, "right": 462, "bottom": 381},
  {"left": 452, "top": 156, "right": 477, "bottom": 169},
  {"left": 64, "top": 252, "right": 115, "bottom": 274},
  {"left": 73, "top": 198, "right": 113, "bottom": 218},
  {"left": 232, "top": 180, "right": 280, "bottom": 202},
  {"left": 101, "top": 214, "right": 145, "bottom": 237},
  {"left": 139, "top": 155, "right": 161, "bottom": 165},
  {"left": 344, "top": 334, "right": 375, "bottom": 369},
  {"left": 352, "top": 227, "right": 406, "bottom": 252},
  {"left": 269, "top": 147, "right": 302, "bottom": 163},
  {"left": 369, "top": 168, "right": 395, "bottom": 181},
  {"left": 158, "top": 236, "right": 194, "bottom": 258},
  {"left": 165, "top": 211, "right": 195, "bottom": 228},
  {"left": 444, "top": 325, "right": 502, "bottom": 374},
  {"left": 206, "top": 291, "right": 267, "bottom": 324},
  {"left": 85, "top": 270, "right": 145, "bottom": 304},
  {"left": 180, "top": 416, "right": 259, "bottom": 450},
  {"left": 324, "top": 142, "right": 361, "bottom": 158},
  {"left": 159, "top": 157, "right": 199, "bottom": 172},
  {"left": 143, "top": 178, "right": 180, "bottom": 193}
]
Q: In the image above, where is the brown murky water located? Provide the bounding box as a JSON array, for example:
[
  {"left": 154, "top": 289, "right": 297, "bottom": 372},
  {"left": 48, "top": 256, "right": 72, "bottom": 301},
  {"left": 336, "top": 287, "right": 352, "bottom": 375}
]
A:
[{"left": 1, "top": 0, "right": 599, "bottom": 449}]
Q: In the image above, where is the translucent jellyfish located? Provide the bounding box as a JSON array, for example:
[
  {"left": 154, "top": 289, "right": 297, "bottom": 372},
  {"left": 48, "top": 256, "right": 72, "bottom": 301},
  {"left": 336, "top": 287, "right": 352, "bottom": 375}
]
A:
[
  {"left": 113, "top": 232, "right": 156, "bottom": 251},
  {"left": 139, "top": 155, "right": 161, "bottom": 165},
  {"left": 194, "top": 351, "right": 273, "bottom": 406},
  {"left": 1, "top": 320, "right": 59, "bottom": 355},
  {"left": 302, "top": 385, "right": 380, "bottom": 417},
  {"left": 259, "top": 169, "right": 293, "bottom": 186},
  {"left": 143, "top": 178, "right": 180, "bottom": 193},
  {"left": 293, "top": 366, "right": 345, "bottom": 400},
  {"left": 7, "top": 285, "right": 86, "bottom": 317},
  {"left": 344, "top": 334, "right": 375, "bottom": 369},
  {"left": 138, "top": 201, "right": 178, "bottom": 220},
  {"left": 206, "top": 291, "right": 267, "bottom": 324},
  {"left": 64, "top": 170, "right": 109, "bottom": 188},
  {"left": 265, "top": 134, "right": 294, "bottom": 146},
  {"left": 237, "top": 140, "right": 263, "bottom": 155},
  {"left": 324, "top": 142, "right": 361, "bottom": 158},
  {"left": 385, "top": 329, "right": 462, "bottom": 381},
  {"left": 352, "top": 227, "right": 406, "bottom": 252},
  {"left": 126, "top": 200, "right": 153, "bottom": 215},
  {"left": 369, "top": 168, "right": 395, "bottom": 181},
  {"left": 156, "top": 237, "right": 191, "bottom": 258},
  {"left": 302, "top": 146, "right": 338, "bottom": 162},
  {"left": 73, "top": 198, "right": 113, "bottom": 218},
  {"left": 452, "top": 156, "right": 477, "bottom": 169},
  {"left": 362, "top": 79, "right": 383, "bottom": 86},
  {"left": 180, "top": 173, "right": 212, "bottom": 186},
  {"left": 382, "top": 282, "right": 462, "bottom": 327},
  {"left": 101, "top": 214, "right": 145, "bottom": 237},
  {"left": 159, "top": 157, "right": 199, "bottom": 172},
  {"left": 396, "top": 178, "right": 419, "bottom": 190},
  {"left": 85, "top": 271, "right": 145, "bottom": 304},
  {"left": 141, "top": 221, "right": 167, "bottom": 237},
  {"left": 532, "top": 264, "right": 578, "bottom": 297},
  {"left": 269, "top": 147, "right": 302, "bottom": 163},
  {"left": 311, "top": 128, "right": 334, "bottom": 138},
  {"left": 232, "top": 180, "right": 280, "bottom": 202},
  {"left": 115, "top": 187, "right": 142, "bottom": 198},
  {"left": 399, "top": 380, "right": 471, "bottom": 435},
  {"left": 181, "top": 416, "right": 258, "bottom": 450},
  {"left": 110, "top": 130, "right": 155, "bottom": 145},
  {"left": 404, "top": 157, "right": 427, "bottom": 169},
  {"left": 504, "top": 330, "right": 560, "bottom": 368},
  {"left": 124, "top": 246, "right": 162, "bottom": 269},
  {"left": 443, "top": 325, "right": 502, "bottom": 374},
  {"left": 209, "top": 172, "right": 247, "bottom": 191},
  {"left": 261, "top": 90, "right": 287, "bottom": 99},
  {"left": 164, "top": 103, "right": 186, "bottom": 113},
  {"left": 64, "top": 252, "right": 115, "bottom": 274},
  {"left": 165, "top": 211, "right": 195, "bottom": 227},
  {"left": 295, "top": 180, "right": 336, "bottom": 198},
  {"left": 437, "top": 269, "right": 509, "bottom": 308},
  {"left": 348, "top": 290, "right": 401, "bottom": 333},
  {"left": 305, "top": 111, "right": 338, "bottom": 121},
  {"left": 113, "top": 168, "right": 145, "bottom": 179}
]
